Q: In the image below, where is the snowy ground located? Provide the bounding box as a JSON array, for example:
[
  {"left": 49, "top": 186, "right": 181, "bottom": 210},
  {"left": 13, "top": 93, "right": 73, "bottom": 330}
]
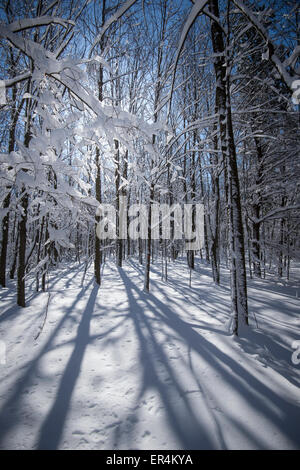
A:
[{"left": 0, "top": 258, "right": 299, "bottom": 450}]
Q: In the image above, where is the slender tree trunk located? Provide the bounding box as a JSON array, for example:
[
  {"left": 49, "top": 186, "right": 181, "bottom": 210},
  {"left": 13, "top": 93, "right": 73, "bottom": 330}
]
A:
[
  {"left": 0, "top": 82, "right": 22, "bottom": 287},
  {"left": 209, "top": 0, "right": 248, "bottom": 334},
  {"left": 17, "top": 191, "right": 28, "bottom": 307},
  {"left": 138, "top": 238, "right": 143, "bottom": 265},
  {"left": 252, "top": 138, "right": 263, "bottom": 277},
  {"left": 10, "top": 224, "right": 19, "bottom": 280},
  {"left": 94, "top": 0, "right": 106, "bottom": 285},
  {"left": 42, "top": 220, "right": 49, "bottom": 292},
  {"left": 144, "top": 184, "right": 154, "bottom": 292},
  {"left": 144, "top": 0, "right": 166, "bottom": 291},
  {"left": 115, "top": 139, "right": 122, "bottom": 267},
  {"left": 94, "top": 146, "right": 102, "bottom": 285},
  {"left": 123, "top": 150, "right": 128, "bottom": 260},
  {"left": 278, "top": 217, "right": 285, "bottom": 278},
  {"left": 36, "top": 216, "right": 45, "bottom": 291},
  {"left": 0, "top": 194, "right": 10, "bottom": 287},
  {"left": 210, "top": 129, "right": 221, "bottom": 284},
  {"left": 17, "top": 84, "right": 32, "bottom": 307},
  {"left": 199, "top": 157, "right": 210, "bottom": 263}
]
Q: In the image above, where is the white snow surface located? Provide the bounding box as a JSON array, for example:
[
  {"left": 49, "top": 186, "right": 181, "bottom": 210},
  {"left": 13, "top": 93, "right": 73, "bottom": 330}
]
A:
[{"left": 0, "top": 258, "right": 299, "bottom": 450}]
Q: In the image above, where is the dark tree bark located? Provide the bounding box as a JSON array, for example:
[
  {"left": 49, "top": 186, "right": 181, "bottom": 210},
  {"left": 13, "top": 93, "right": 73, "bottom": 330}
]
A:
[
  {"left": 144, "top": 183, "right": 154, "bottom": 292},
  {"left": 0, "top": 193, "right": 11, "bottom": 287},
  {"left": 9, "top": 226, "right": 19, "bottom": 281},
  {"left": 17, "top": 189, "right": 29, "bottom": 307},
  {"left": 209, "top": 128, "right": 220, "bottom": 285},
  {"left": 251, "top": 137, "right": 263, "bottom": 278},
  {"left": 94, "top": 0, "right": 106, "bottom": 285},
  {"left": 0, "top": 81, "right": 23, "bottom": 287},
  {"left": 115, "top": 139, "right": 123, "bottom": 267},
  {"left": 209, "top": 0, "right": 248, "bottom": 334},
  {"left": 17, "top": 89, "right": 32, "bottom": 307},
  {"left": 94, "top": 146, "right": 102, "bottom": 285}
]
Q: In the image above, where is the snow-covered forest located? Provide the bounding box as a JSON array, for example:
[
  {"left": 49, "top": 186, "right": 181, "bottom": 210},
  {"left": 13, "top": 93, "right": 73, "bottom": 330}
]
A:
[{"left": 0, "top": 0, "right": 299, "bottom": 451}]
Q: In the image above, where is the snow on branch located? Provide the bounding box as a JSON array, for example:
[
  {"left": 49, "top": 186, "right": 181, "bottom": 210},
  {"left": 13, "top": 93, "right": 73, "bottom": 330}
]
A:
[
  {"left": 0, "top": 15, "right": 167, "bottom": 166},
  {"left": 167, "top": 0, "right": 209, "bottom": 121},
  {"left": 231, "top": 0, "right": 300, "bottom": 89},
  {"left": 90, "top": 0, "right": 137, "bottom": 55},
  {"left": 283, "top": 46, "right": 300, "bottom": 70},
  {"left": 2, "top": 71, "right": 31, "bottom": 88},
  {"left": 255, "top": 206, "right": 300, "bottom": 224},
  {"left": 7, "top": 16, "right": 74, "bottom": 33}
]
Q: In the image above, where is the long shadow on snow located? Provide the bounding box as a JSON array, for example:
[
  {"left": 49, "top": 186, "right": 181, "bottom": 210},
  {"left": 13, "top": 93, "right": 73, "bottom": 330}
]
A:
[
  {"left": 118, "top": 269, "right": 300, "bottom": 449},
  {"left": 129, "top": 259, "right": 300, "bottom": 389},
  {"left": 36, "top": 284, "right": 99, "bottom": 449},
  {"left": 128, "top": 259, "right": 231, "bottom": 324},
  {"left": 117, "top": 269, "right": 216, "bottom": 450},
  {"left": 0, "top": 277, "right": 94, "bottom": 448}
]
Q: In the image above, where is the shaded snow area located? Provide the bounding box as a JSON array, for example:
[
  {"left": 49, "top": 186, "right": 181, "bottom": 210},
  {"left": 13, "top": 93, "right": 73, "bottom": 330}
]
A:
[{"left": 0, "top": 259, "right": 299, "bottom": 450}]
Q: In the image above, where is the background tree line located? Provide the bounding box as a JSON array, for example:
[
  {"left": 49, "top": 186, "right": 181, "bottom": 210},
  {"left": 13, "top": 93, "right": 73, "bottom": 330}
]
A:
[{"left": 0, "top": 0, "right": 299, "bottom": 336}]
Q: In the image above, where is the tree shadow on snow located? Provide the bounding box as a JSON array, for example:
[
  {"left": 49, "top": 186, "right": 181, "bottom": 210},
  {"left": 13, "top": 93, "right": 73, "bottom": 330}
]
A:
[
  {"left": 35, "top": 284, "right": 99, "bottom": 449},
  {"left": 117, "top": 269, "right": 300, "bottom": 450},
  {"left": 0, "top": 277, "right": 98, "bottom": 449}
]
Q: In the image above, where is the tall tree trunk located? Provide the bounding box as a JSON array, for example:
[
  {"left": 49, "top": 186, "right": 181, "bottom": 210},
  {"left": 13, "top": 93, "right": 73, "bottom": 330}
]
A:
[
  {"left": 17, "top": 82, "right": 32, "bottom": 307},
  {"left": 251, "top": 137, "right": 263, "bottom": 277},
  {"left": 143, "top": 0, "right": 167, "bottom": 291},
  {"left": 10, "top": 226, "right": 19, "bottom": 280},
  {"left": 17, "top": 191, "right": 28, "bottom": 307},
  {"left": 0, "top": 194, "right": 10, "bottom": 287},
  {"left": 42, "top": 219, "right": 49, "bottom": 292},
  {"left": 94, "top": 0, "right": 106, "bottom": 285},
  {"left": 94, "top": 146, "right": 102, "bottom": 285},
  {"left": 36, "top": 216, "right": 45, "bottom": 291},
  {"left": 123, "top": 150, "right": 128, "bottom": 260},
  {"left": 144, "top": 184, "right": 154, "bottom": 292},
  {"left": 209, "top": 131, "right": 221, "bottom": 285},
  {"left": 209, "top": 0, "right": 248, "bottom": 334},
  {"left": 0, "top": 82, "right": 22, "bottom": 287},
  {"left": 199, "top": 154, "right": 210, "bottom": 263},
  {"left": 115, "top": 139, "right": 122, "bottom": 267}
]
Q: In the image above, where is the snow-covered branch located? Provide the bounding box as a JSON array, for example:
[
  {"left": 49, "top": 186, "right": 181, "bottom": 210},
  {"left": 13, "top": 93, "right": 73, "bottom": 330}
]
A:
[
  {"left": 256, "top": 206, "right": 300, "bottom": 224},
  {"left": 167, "top": 0, "right": 209, "bottom": 119},
  {"left": 8, "top": 16, "right": 74, "bottom": 33},
  {"left": 231, "top": 0, "right": 300, "bottom": 89},
  {"left": 2, "top": 71, "right": 31, "bottom": 88},
  {"left": 90, "top": 0, "right": 138, "bottom": 55}
]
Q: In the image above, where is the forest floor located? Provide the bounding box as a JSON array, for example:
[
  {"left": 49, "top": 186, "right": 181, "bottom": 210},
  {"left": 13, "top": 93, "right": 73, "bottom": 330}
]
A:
[{"left": 0, "top": 257, "right": 299, "bottom": 450}]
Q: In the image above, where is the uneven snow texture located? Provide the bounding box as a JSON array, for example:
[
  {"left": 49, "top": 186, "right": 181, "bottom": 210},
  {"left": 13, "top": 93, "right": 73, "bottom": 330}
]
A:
[{"left": 0, "top": 259, "right": 299, "bottom": 450}]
